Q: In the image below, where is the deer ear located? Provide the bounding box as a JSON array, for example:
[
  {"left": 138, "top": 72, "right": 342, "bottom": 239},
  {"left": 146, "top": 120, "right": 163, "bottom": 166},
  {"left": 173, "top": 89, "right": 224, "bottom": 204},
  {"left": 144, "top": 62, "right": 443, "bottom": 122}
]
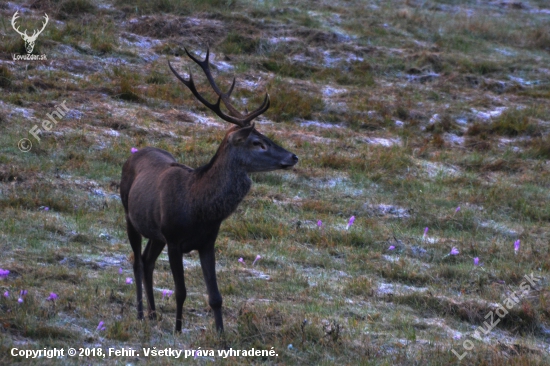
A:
[{"left": 229, "top": 123, "right": 255, "bottom": 145}]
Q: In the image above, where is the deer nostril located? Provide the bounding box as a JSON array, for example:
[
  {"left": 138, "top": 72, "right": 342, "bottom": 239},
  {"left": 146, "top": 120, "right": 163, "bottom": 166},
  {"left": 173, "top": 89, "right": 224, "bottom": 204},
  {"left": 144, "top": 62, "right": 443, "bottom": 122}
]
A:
[{"left": 292, "top": 154, "right": 298, "bottom": 162}]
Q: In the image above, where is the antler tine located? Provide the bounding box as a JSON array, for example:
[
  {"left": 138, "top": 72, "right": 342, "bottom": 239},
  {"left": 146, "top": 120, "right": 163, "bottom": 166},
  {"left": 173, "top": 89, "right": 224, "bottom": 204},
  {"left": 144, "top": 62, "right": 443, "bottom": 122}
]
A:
[
  {"left": 168, "top": 60, "right": 247, "bottom": 127},
  {"left": 31, "top": 13, "right": 49, "bottom": 40},
  {"left": 240, "top": 93, "right": 270, "bottom": 125},
  {"left": 11, "top": 11, "right": 28, "bottom": 37},
  {"left": 184, "top": 47, "right": 245, "bottom": 119}
]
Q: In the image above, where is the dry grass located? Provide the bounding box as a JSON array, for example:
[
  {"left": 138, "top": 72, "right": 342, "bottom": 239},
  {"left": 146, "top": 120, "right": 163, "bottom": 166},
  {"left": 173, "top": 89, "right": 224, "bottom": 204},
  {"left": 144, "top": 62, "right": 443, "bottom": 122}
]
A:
[{"left": 0, "top": 0, "right": 550, "bottom": 364}]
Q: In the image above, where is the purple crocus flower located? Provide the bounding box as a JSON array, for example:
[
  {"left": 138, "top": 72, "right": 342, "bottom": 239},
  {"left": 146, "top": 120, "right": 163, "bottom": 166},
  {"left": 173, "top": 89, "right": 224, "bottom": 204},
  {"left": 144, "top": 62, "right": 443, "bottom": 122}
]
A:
[
  {"left": 96, "top": 321, "right": 106, "bottom": 331},
  {"left": 3, "top": 291, "right": 8, "bottom": 298},
  {"left": 44, "top": 207, "right": 49, "bottom": 211},
  {"left": 0, "top": 269, "right": 9, "bottom": 278},
  {"left": 423, "top": 227, "right": 429, "bottom": 238},
  {"left": 346, "top": 216, "right": 355, "bottom": 230},
  {"left": 514, "top": 240, "right": 520, "bottom": 254},
  {"left": 317, "top": 220, "right": 322, "bottom": 228},
  {"left": 18, "top": 298, "right": 23, "bottom": 303},
  {"left": 20, "top": 290, "right": 27, "bottom": 296},
  {"left": 131, "top": 147, "right": 138, "bottom": 154},
  {"left": 162, "top": 289, "right": 173, "bottom": 298},
  {"left": 238, "top": 257, "right": 245, "bottom": 266},
  {"left": 126, "top": 277, "right": 133, "bottom": 284},
  {"left": 47, "top": 292, "right": 58, "bottom": 301},
  {"left": 450, "top": 247, "right": 459, "bottom": 256},
  {"left": 473, "top": 257, "right": 479, "bottom": 266},
  {"left": 388, "top": 245, "right": 395, "bottom": 251},
  {"left": 118, "top": 267, "right": 122, "bottom": 275},
  {"left": 252, "top": 255, "right": 261, "bottom": 266}
]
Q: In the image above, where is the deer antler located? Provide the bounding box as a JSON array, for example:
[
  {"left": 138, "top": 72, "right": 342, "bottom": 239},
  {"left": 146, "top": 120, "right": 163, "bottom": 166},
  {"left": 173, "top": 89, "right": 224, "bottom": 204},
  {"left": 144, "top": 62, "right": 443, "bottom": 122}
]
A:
[
  {"left": 11, "top": 11, "right": 28, "bottom": 38},
  {"left": 28, "top": 14, "right": 49, "bottom": 41},
  {"left": 168, "top": 47, "right": 270, "bottom": 127},
  {"left": 11, "top": 12, "right": 48, "bottom": 41}
]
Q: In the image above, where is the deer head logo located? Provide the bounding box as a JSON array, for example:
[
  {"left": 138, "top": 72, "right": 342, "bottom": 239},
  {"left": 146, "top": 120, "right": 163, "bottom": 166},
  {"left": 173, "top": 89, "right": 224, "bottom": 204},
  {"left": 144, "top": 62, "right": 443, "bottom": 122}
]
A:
[{"left": 11, "top": 11, "right": 49, "bottom": 54}]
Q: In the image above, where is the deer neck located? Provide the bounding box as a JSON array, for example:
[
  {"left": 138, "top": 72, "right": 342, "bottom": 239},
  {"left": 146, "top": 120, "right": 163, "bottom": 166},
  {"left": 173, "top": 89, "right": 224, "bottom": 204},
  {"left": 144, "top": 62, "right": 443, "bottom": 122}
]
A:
[{"left": 190, "top": 145, "right": 251, "bottom": 221}]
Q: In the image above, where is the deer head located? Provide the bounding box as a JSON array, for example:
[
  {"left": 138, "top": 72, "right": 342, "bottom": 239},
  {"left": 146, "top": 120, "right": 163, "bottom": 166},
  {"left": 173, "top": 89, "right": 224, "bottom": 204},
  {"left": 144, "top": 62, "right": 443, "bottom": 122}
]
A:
[
  {"left": 11, "top": 11, "right": 49, "bottom": 54},
  {"left": 168, "top": 48, "right": 297, "bottom": 173}
]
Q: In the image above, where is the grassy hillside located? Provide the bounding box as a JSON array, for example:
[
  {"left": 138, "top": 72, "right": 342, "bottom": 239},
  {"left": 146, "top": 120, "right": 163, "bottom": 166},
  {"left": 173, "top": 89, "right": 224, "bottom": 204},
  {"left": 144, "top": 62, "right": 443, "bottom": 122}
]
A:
[{"left": 1, "top": 0, "right": 550, "bottom": 364}]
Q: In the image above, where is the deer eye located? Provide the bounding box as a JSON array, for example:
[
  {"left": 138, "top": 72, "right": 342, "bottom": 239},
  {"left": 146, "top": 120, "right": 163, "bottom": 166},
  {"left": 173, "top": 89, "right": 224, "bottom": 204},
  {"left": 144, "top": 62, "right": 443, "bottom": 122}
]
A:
[{"left": 252, "top": 140, "right": 267, "bottom": 150}]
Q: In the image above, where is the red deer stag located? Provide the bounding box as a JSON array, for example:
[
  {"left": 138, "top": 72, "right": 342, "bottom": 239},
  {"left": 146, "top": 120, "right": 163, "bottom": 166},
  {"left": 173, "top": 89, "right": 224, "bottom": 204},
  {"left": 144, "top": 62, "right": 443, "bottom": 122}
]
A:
[{"left": 120, "top": 48, "right": 298, "bottom": 332}]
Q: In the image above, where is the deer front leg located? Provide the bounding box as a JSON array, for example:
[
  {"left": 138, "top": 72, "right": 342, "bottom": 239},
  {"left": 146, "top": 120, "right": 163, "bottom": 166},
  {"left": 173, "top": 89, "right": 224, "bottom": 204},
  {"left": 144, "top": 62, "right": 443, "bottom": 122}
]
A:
[
  {"left": 199, "top": 246, "right": 223, "bottom": 332},
  {"left": 167, "top": 243, "right": 186, "bottom": 332}
]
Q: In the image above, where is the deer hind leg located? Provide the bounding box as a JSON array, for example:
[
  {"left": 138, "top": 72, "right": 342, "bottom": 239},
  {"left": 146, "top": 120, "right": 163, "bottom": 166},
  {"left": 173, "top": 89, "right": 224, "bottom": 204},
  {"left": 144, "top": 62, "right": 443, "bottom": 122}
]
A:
[
  {"left": 167, "top": 243, "right": 186, "bottom": 332},
  {"left": 126, "top": 220, "right": 144, "bottom": 319},
  {"left": 142, "top": 239, "right": 166, "bottom": 320}
]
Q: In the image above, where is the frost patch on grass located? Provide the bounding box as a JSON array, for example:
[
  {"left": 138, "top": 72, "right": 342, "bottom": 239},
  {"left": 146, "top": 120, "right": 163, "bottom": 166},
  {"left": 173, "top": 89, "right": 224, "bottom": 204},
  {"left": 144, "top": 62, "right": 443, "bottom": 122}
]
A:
[
  {"left": 159, "top": 254, "right": 200, "bottom": 268},
  {"left": 183, "top": 112, "right": 223, "bottom": 127},
  {"left": 0, "top": 100, "right": 35, "bottom": 119},
  {"left": 268, "top": 37, "right": 300, "bottom": 44},
  {"left": 495, "top": 48, "right": 516, "bottom": 56},
  {"left": 406, "top": 72, "right": 440, "bottom": 83},
  {"left": 240, "top": 268, "right": 270, "bottom": 280},
  {"left": 472, "top": 107, "right": 507, "bottom": 120},
  {"left": 303, "top": 268, "right": 350, "bottom": 287},
  {"left": 423, "top": 237, "right": 439, "bottom": 244},
  {"left": 364, "top": 203, "right": 410, "bottom": 218},
  {"left": 64, "top": 110, "right": 84, "bottom": 120},
  {"left": 508, "top": 75, "right": 539, "bottom": 86},
  {"left": 530, "top": 8, "right": 550, "bottom": 15},
  {"left": 121, "top": 33, "right": 161, "bottom": 50},
  {"left": 74, "top": 254, "right": 127, "bottom": 268},
  {"left": 382, "top": 255, "right": 401, "bottom": 263},
  {"left": 429, "top": 114, "right": 439, "bottom": 124},
  {"left": 104, "top": 129, "right": 120, "bottom": 137},
  {"left": 300, "top": 120, "right": 343, "bottom": 129},
  {"left": 420, "top": 318, "right": 463, "bottom": 340},
  {"left": 281, "top": 173, "right": 367, "bottom": 198},
  {"left": 478, "top": 220, "right": 520, "bottom": 238},
  {"left": 316, "top": 176, "right": 363, "bottom": 196},
  {"left": 322, "top": 86, "right": 348, "bottom": 97},
  {"left": 444, "top": 133, "right": 464, "bottom": 146},
  {"left": 376, "top": 282, "right": 428, "bottom": 296},
  {"left": 498, "top": 138, "right": 522, "bottom": 151},
  {"left": 322, "top": 50, "right": 363, "bottom": 67},
  {"left": 417, "top": 160, "right": 460, "bottom": 178},
  {"left": 364, "top": 137, "right": 401, "bottom": 147}
]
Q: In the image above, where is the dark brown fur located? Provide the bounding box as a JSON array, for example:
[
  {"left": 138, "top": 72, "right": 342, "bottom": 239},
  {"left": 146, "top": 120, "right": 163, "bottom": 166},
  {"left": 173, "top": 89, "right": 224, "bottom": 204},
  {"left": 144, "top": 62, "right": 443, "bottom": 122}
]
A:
[{"left": 120, "top": 52, "right": 298, "bottom": 332}]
